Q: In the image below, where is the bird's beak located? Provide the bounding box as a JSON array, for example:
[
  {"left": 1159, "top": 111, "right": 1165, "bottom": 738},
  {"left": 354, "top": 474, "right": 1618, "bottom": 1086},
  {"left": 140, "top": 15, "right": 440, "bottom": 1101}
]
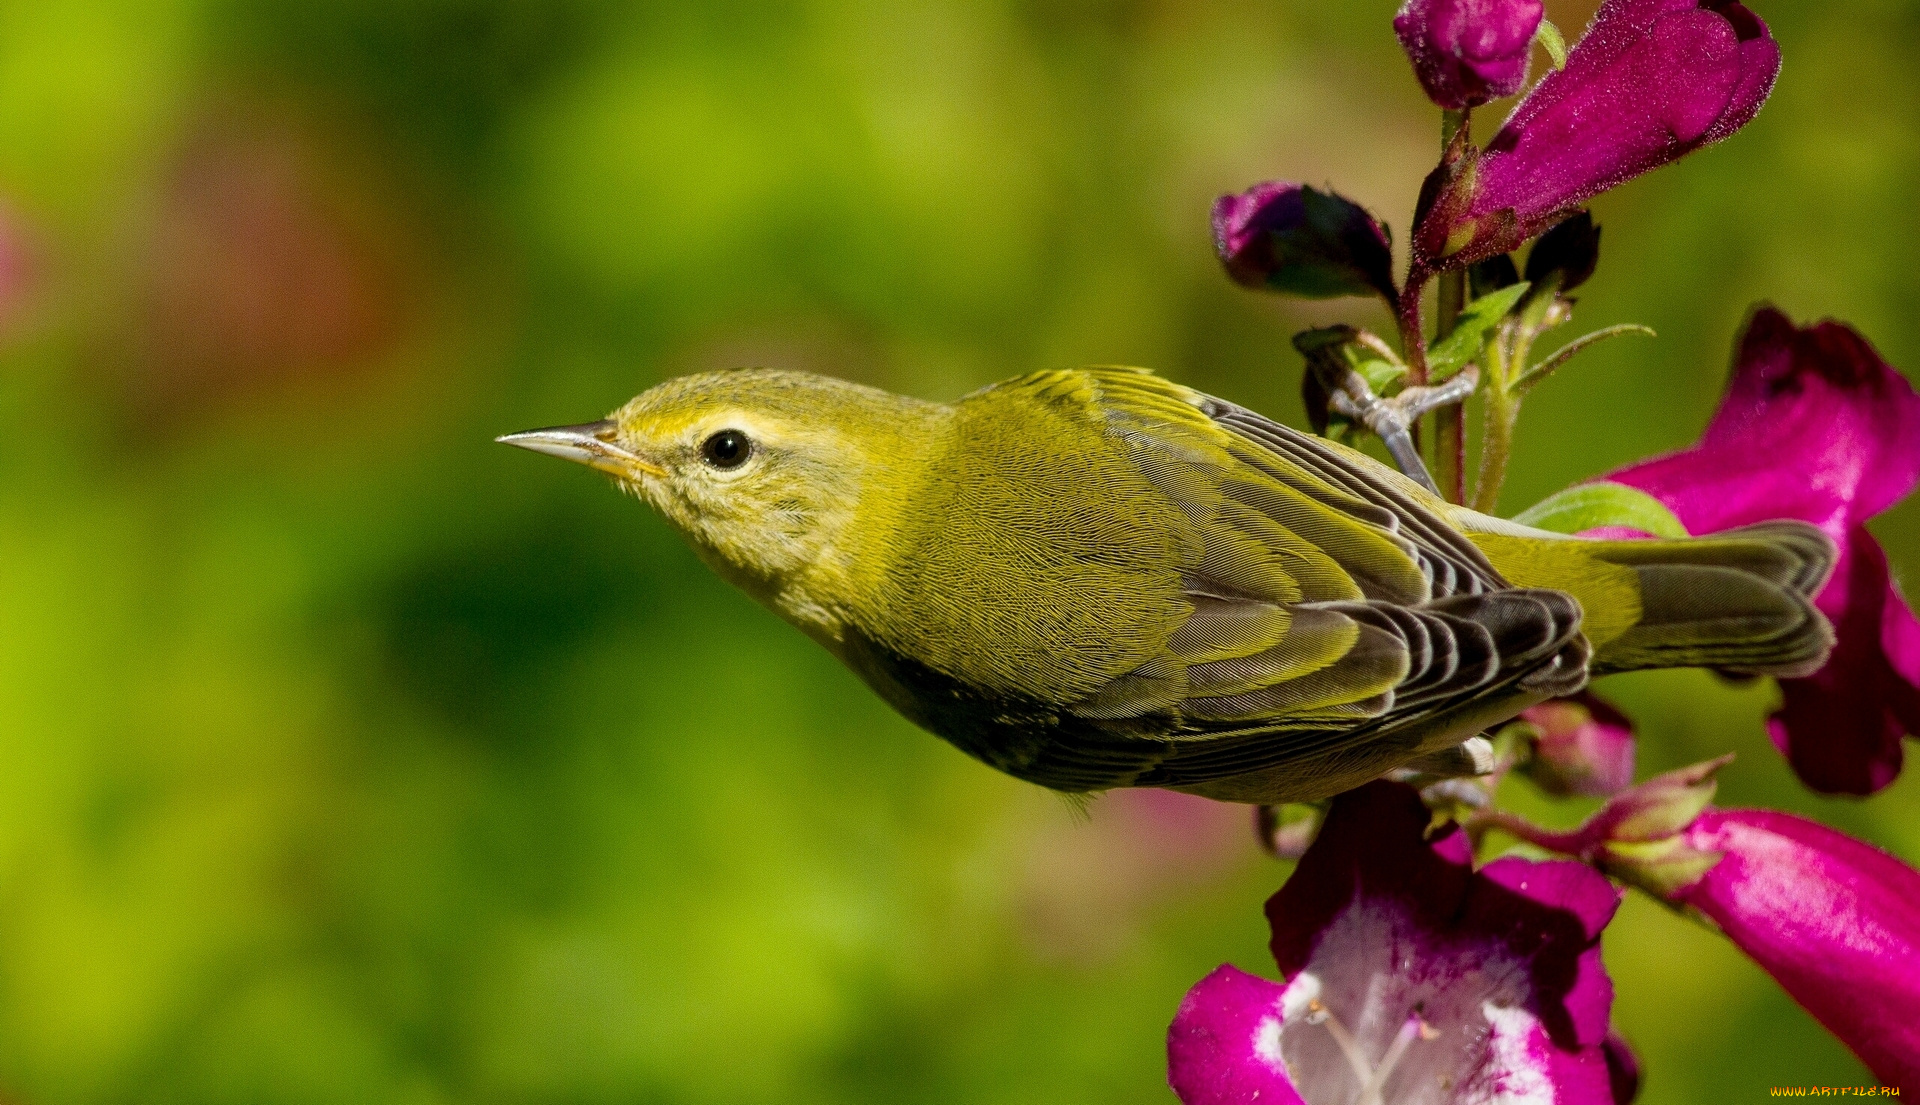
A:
[{"left": 495, "top": 419, "right": 667, "bottom": 479}]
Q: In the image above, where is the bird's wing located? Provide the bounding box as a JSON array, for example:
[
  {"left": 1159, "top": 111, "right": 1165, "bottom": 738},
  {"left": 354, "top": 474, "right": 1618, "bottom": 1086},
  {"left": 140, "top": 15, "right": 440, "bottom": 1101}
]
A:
[{"left": 993, "top": 368, "right": 1588, "bottom": 794}]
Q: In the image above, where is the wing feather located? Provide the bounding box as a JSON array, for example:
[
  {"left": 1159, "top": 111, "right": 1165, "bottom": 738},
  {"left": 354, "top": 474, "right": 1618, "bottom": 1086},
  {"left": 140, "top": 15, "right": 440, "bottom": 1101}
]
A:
[
  {"left": 1205, "top": 398, "right": 1506, "bottom": 597},
  {"left": 1180, "top": 605, "right": 1368, "bottom": 700},
  {"left": 969, "top": 369, "right": 1593, "bottom": 800},
  {"left": 1165, "top": 596, "right": 1294, "bottom": 661}
]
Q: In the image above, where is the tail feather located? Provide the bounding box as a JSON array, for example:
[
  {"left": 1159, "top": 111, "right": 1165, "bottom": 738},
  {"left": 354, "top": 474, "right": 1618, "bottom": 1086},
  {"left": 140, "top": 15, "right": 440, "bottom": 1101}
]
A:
[{"left": 1585, "top": 520, "right": 1836, "bottom": 678}]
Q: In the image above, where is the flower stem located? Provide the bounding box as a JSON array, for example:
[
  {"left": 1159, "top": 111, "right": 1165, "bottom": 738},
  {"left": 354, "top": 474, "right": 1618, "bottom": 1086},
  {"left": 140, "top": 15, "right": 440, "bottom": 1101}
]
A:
[
  {"left": 1434, "top": 267, "right": 1468, "bottom": 504},
  {"left": 1398, "top": 270, "right": 1431, "bottom": 386},
  {"left": 1474, "top": 386, "right": 1516, "bottom": 513},
  {"left": 1472, "top": 332, "right": 1516, "bottom": 512},
  {"left": 1464, "top": 807, "right": 1589, "bottom": 857},
  {"left": 1429, "top": 107, "right": 1471, "bottom": 504},
  {"left": 1470, "top": 321, "right": 1537, "bottom": 512},
  {"left": 1396, "top": 271, "right": 1432, "bottom": 458}
]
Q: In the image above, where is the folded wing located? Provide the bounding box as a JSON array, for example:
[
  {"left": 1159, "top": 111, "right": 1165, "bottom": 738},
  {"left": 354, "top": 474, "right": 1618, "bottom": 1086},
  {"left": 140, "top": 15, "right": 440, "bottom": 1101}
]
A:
[{"left": 999, "top": 369, "right": 1591, "bottom": 798}]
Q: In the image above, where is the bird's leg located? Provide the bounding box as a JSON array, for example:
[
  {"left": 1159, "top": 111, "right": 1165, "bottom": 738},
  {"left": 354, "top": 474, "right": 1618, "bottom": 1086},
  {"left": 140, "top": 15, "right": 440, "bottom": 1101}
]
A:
[{"left": 1320, "top": 363, "right": 1481, "bottom": 496}]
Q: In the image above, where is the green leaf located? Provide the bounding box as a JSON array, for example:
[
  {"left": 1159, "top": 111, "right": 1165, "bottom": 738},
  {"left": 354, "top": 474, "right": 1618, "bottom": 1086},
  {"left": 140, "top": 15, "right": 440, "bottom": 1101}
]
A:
[
  {"left": 1428, "top": 282, "right": 1530, "bottom": 380},
  {"left": 1535, "top": 19, "right": 1568, "bottom": 70},
  {"left": 1350, "top": 353, "right": 1407, "bottom": 395},
  {"left": 1510, "top": 482, "right": 1689, "bottom": 538},
  {"left": 1513, "top": 324, "right": 1656, "bottom": 393}
]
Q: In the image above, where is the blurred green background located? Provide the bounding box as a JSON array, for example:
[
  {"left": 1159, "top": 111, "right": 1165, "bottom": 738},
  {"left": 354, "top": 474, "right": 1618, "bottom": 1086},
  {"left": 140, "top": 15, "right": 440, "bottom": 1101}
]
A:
[{"left": 0, "top": 0, "right": 1915, "bottom": 1100}]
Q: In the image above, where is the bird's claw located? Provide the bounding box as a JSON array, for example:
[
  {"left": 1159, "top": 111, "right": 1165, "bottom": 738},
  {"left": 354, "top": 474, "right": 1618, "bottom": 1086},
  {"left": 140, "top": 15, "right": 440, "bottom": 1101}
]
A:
[{"left": 1320, "top": 363, "right": 1480, "bottom": 496}]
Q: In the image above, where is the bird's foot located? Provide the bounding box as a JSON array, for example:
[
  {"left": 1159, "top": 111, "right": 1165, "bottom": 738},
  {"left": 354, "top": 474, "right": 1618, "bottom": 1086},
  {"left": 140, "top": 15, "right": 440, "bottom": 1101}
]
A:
[{"left": 1319, "top": 362, "right": 1480, "bottom": 496}]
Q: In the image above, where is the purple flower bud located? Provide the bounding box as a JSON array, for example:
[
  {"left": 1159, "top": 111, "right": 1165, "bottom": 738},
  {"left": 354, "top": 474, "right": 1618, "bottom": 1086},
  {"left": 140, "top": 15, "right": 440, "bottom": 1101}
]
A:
[
  {"left": 1601, "top": 308, "right": 1920, "bottom": 794},
  {"left": 1417, "top": 0, "right": 1779, "bottom": 268},
  {"left": 1471, "top": 757, "right": 1730, "bottom": 897},
  {"left": 1168, "top": 782, "right": 1623, "bottom": 1104},
  {"left": 1670, "top": 809, "right": 1920, "bottom": 1089},
  {"left": 1524, "top": 211, "right": 1602, "bottom": 292},
  {"left": 1393, "top": 0, "right": 1545, "bottom": 109},
  {"left": 1519, "top": 691, "right": 1637, "bottom": 797},
  {"left": 1211, "top": 182, "right": 1399, "bottom": 305},
  {"left": 1469, "top": 252, "right": 1521, "bottom": 298}
]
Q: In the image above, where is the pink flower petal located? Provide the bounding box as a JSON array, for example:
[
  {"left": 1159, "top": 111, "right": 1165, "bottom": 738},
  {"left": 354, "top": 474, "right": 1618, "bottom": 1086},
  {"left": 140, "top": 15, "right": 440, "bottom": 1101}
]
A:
[
  {"left": 1675, "top": 809, "right": 1920, "bottom": 1088},
  {"left": 1167, "top": 966, "right": 1310, "bottom": 1105},
  {"left": 1418, "top": 0, "right": 1779, "bottom": 265},
  {"left": 1604, "top": 307, "right": 1920, "bottom": 794}
]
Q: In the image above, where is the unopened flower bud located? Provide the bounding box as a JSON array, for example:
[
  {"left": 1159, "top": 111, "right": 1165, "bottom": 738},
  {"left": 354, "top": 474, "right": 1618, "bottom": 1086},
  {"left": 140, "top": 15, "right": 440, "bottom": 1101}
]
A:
[
  {"left": 1212, "top": 182, "right": 1398, "bottom": 305},
  {"left": 1468, "top": 252, "right": 1520, "bottom": 298},
  {"left": 1525, "top": 211, "right": 1602, "bottom": 292},
  {"left": 1393, "top": 0, "right": 1544, "bottom": 109},
  {"left": 1517, "top": 691, "right": 1635, "bottom": 797}
]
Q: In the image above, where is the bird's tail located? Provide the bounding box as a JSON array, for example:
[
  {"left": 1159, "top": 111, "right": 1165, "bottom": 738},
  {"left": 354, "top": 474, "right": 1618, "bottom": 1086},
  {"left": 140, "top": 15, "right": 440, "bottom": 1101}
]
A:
[
  {"left": 1580, "top": 520, "right": 1836, "bottom": 677},
  {"left": 1465, "top": 518, "right": 1837, "bottom": 679}
]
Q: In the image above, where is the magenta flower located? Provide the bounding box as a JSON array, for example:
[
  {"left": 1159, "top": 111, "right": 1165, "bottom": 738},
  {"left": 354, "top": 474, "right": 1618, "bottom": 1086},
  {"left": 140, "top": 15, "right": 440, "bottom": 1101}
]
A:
[
  {"left": 1670, "top": 809, "right": 1920, "bottom": 1089},
  {"left": 1212, "top": 182, "right": 1399, "bottom": 305},
  {"left": 1519, "top": 691, "right": 1637, "bottom": 798},
  {"left": 1416, "top": 0, "right": 1779, "bottom": 267},
  {"left": 1601, "top": 308, "right": 1920, "bottom": 794},
  {"left": 1483, "top": 763, "right": 1920, "bottom": 1086},
  {"left": 1168, "top": 782, "right": 1624, "bottom": 1104},
  {"left": 1394, "top": 0, "right": 1544, "bottom": 110}
]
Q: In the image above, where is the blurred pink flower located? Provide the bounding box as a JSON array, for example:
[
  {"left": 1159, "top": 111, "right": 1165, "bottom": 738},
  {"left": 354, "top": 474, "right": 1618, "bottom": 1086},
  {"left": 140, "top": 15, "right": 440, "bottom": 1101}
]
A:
[
  {"left": 132, "top": 103, "right": 418, "bottom": 420},
  {"left": 0, "top": 201, "right": 32, "bottom": 332},
  {"left": 1601, "top": 307, "right": 1920, "bottom": 794},
  {"left": 1020, "top": 788, "right": 1250, "bottom": 961}
]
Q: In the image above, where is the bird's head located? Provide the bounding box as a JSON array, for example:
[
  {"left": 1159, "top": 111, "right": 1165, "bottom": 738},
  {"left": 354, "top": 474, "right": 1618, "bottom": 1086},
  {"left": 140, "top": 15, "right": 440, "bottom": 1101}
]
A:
[{"left": 499, "top": 368, "right": 939, "bottom": 624}]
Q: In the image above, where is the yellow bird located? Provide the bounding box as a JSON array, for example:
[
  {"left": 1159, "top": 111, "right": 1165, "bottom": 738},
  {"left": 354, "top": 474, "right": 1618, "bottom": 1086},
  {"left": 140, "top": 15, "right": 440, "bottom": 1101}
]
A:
[{"left": 500, "top": 366, "right": 1833, "bottom": 804}]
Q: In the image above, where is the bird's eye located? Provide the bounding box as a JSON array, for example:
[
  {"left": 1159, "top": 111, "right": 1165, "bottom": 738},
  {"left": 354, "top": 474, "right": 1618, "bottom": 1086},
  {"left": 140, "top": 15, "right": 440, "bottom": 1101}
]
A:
[{"left": 701, "top": 428, "right": 752, "bottom": 470}]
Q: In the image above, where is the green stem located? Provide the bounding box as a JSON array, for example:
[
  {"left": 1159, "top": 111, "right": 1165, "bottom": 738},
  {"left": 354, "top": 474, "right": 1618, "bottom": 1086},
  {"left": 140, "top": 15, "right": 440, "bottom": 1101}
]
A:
[
  {"left": 1397, "top": 270, "right": 1431, "bottom": 386},
  {"left": 1472, "top": 325, "right": 1535, "bottom": 512},
  {"left": 1464, "top": 807, "right": 1590, "bottom": 858},
  {"left": 1435, "top": 269, "right": 1466, "bottom": 333},
  {"left": 1473, "top": 339, "right": 1517, "bottom": 513},
  {"left": 1513, "top": 324, "right": 1658, "bottom": 394},
  {"left": 1394, "top": 273, "right": 1430, "bottom": 453},
  {"left": 1429, "top": 107, "right": 1472, "bottom": 504},
  {"left": 1434, "top": 268, "right": 1468, "bottom": 504}
]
